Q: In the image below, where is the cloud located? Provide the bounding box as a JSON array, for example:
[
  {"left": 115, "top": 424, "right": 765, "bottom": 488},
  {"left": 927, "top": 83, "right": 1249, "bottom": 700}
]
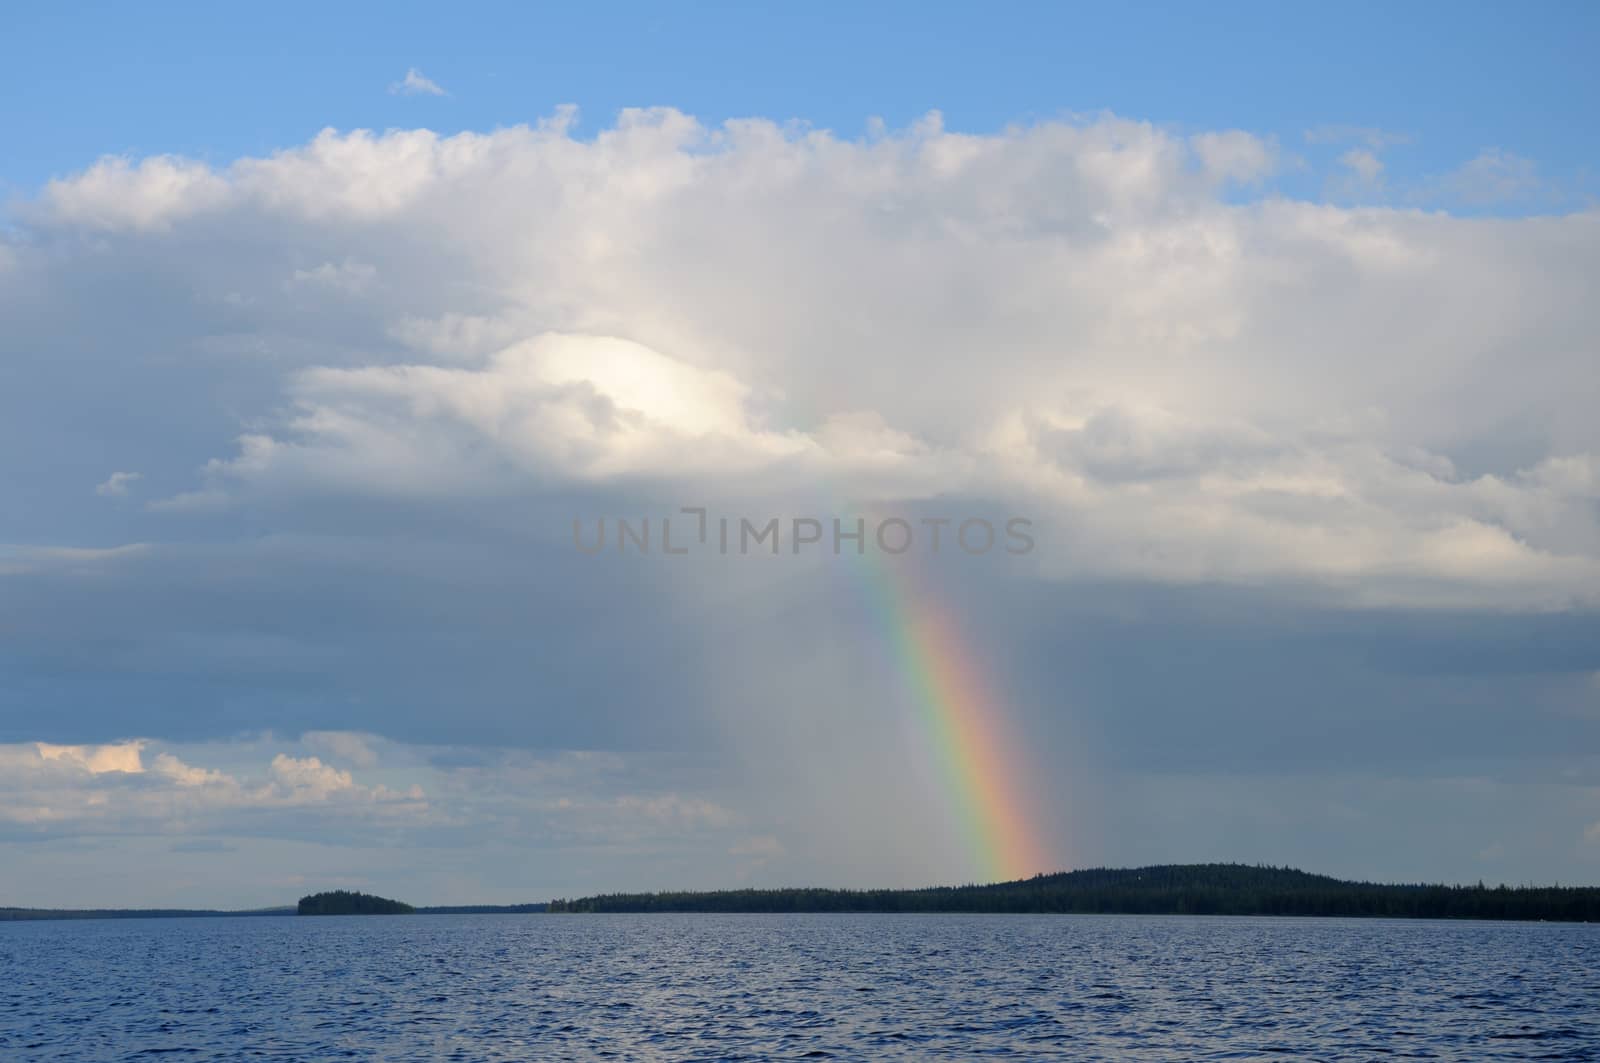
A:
[
  {"left": 35, "top": 740, "right": 146, "bottom": 774},
  {"left": 268, "top": 753, "right": 362, "bottom": 799},
  {"left": 177, "top": 333, "right": 817, "bottom": 496},
  {"left": 0, "top": 736, "right": 746, "bottom": 857},
  {"left": 3, "top": 110, "right": 1599, "bottom": 890},
  {"left": 1338, "top": 147, "right": 1384, "bottom": 185},
  {"left": 288, "top": 259, "right": 377, "bottom": 294},
  {"left": 38, "top": 155, "right": 229, "bottom": 231},
  {"left": 730, "top": 834, "right": 785, "bottom": 858},
  {"left": 0, "top": 739, "right": 428, "bottom": 837},
  {"left": 2, "top": 734, "right": 762, "bottom": 892},
  {"left": 10, "top": 112, "right": 1591, "bottom": 606},
  {"left": 6, "top": 114, "right": 1598, "bottom": 608},
  {"left": 169, "top": 838, "right": 236, "bottom": 853},
  {"left": 1304, "top": 125, "right": 1410, "bottom": 149},
  {"left": 389, "top": 68, "right": 447, "bottom": 97},
  {"left": 302, "top": 730, "right": 380, "bottom": 767},
  {"left": 0, "top": 733, "right": 795, "bottom": 903},
  {"left": 95, "top": 471, "right": 142, "bottom": 497},
  {"left": 1191, "top": 130, "right": 1278, "bottom": 184},
  {"left": 1436, "top": 148, "right": 1544, "bottom": 206},
  {"left": 613, "top": 793, "right": 736, "bottom": 830}
]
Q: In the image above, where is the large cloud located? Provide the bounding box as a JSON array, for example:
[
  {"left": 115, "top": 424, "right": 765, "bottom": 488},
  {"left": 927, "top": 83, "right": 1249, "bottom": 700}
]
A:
[{"left": 9, "top": 110, "right": 1596, "bottom": 604}]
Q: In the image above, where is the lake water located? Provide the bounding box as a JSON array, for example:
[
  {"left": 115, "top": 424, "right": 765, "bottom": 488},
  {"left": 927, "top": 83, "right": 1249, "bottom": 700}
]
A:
[{"left": 3, "top": 913, "right": 1596, "bottom": 1060}]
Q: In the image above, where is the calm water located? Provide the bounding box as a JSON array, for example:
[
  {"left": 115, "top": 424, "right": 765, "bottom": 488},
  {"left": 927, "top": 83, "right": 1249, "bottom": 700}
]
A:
[{"left": 2, "top": 913, "right": 1596, "bottom": 1061}]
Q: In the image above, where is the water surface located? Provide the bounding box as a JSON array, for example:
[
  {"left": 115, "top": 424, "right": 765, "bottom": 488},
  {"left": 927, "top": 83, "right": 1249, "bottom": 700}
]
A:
[{"left": 3, "top": 913, "right": 1596, "bottom": 1060}]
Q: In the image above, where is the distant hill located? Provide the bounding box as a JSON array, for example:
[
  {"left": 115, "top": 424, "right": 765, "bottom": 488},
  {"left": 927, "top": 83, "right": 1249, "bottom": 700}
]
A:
[
  {"left": 0, "top": 899, "right": 547, "bottom": 921},
  {"left": 415, "top": 903, "right": 548, "bottom": 914},
  {"left": 297, "top": 890, "right": 414, "bottom": 915},
  {"left": 548, "top": 863, "right": 1600, "bottom": 922},
  {"left": 0, "top": 906, "right": 293, "bottom": 922}
]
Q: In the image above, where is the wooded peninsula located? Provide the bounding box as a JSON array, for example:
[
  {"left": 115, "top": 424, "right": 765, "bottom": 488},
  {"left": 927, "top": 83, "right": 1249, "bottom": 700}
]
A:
[{"left": 548, "top": 864, "right": 1600, "bottom": 921}]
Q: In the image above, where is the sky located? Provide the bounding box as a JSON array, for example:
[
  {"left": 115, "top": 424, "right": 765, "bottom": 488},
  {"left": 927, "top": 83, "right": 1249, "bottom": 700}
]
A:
[{"left": 2, "top": 3, "right": 1599, "bottom": 908}]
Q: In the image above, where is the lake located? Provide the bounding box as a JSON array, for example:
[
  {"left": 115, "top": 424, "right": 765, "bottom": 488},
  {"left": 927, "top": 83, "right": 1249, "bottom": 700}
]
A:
[{"left": 3, "top": 913, "right": 1596, "bottom": 1060}]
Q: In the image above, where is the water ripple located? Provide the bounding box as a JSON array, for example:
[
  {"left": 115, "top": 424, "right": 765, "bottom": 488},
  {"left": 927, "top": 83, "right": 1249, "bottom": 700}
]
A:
[{"left": 2, "top": 914, "right": 1596, "bottom": 1060}]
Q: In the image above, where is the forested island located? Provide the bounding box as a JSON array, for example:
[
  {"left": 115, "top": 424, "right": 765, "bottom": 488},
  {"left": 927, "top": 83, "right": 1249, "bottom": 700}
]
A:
[
  {"left": 548, "top": 864, "right": 1600, "bottom": 922},
  {"left": 297, "top": 890, "right": 414, "bottom": 915}
]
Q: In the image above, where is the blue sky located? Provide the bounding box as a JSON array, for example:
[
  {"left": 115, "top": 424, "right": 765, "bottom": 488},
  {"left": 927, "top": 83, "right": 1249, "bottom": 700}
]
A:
[
  {"left": 2, "top": 4, "right": 1599, "bottom": 907},
  {"left": 4, "top": 1, "right": 1596, "bottom": 206}
]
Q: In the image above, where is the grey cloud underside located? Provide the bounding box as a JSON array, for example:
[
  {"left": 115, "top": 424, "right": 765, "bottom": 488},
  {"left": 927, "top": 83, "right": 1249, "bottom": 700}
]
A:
[{"left": 5, "top": 540, "right": 1594, "bottom": 783}]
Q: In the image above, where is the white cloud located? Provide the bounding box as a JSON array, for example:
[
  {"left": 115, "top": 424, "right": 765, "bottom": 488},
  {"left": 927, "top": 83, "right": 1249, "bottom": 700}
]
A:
[
  {"left": 302, "top": 730, "right": 380, "bottom": 767},
  {"left": 6, "top": 111, "right": 1599, "bottom": 613},
  {"left": 1339, "top": 147, "right": 1384, "bottom": 184},
  {"left": 152, "top": 751, "right": 232, "bottom": 787},
  {"left": 389, "top": 67, "right": 447, "bottom": 97},
  {"left": 1304, "top": 126, "right": 1410, "bottom": 149},
  {"left": 1191, "top": 130, "right": 1278, "bottom": 184},
  {"left": 95, "top": 471, "right": 142, "bottom": 497},
  {"left": 289, "top": 259, "right": 377, "bottom": 294},
  {"left": 613, "top": 793, "right": 736, "bottom": 830},
  {"left": 0, "top": 739, "right": 428, "bottom": 836},
  {"left": 1439, "top": 148, "right": 1543, "bottom": 205},
  {"left": 39, "top": 155, "right": 230, "bottom": 231},
  {"left": 269, "top": 753, "right": 359, "bottom": 799},
  {"left": 178, "top": 333, "right": 816, "bottom": 493},
  {"left": 35, "top": 740, "right": 146, "bottom": 774},
  {"left": 0, "top": 736, "right": 759, "bottom": 872}
]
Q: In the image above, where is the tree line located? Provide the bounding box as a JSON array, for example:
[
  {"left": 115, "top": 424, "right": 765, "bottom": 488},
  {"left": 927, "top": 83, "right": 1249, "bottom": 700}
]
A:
[
  {"left": 296, "top": 890, "right": 414, "bottom": 915},
  {"left": 548, "top": 863, "right": 1600, "bottom": 921}
]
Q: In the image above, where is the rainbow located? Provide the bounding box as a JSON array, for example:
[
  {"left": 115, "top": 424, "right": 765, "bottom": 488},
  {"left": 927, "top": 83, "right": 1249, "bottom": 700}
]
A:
[{"left": 850, "top": 538, "right": 1055, "bottom": 884}]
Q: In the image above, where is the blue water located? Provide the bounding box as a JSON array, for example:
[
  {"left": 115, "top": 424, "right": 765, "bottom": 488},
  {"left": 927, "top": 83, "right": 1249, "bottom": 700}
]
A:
[{"left": 3, "top": 913, "right": 1596, "bottom": 1060}]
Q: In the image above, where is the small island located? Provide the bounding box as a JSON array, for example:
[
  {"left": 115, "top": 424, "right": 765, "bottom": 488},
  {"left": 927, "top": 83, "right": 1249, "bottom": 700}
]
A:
[{"left": 297, "top": 890, "right": 414, "bottom": 915}]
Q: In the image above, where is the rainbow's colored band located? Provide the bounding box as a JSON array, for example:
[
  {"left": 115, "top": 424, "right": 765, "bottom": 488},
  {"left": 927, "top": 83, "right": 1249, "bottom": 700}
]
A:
[{"left": 853, "top": 541, "right": 1054, "bottom": 884}]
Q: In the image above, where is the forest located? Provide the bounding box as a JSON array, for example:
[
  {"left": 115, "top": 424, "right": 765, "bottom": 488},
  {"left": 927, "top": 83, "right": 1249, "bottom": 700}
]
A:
[
  {"left": 548, "top": 863, "right": 1600, "bottom": 921},
  {"left": 296, "top": 890, "right": 415, "bottom": 915}
]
